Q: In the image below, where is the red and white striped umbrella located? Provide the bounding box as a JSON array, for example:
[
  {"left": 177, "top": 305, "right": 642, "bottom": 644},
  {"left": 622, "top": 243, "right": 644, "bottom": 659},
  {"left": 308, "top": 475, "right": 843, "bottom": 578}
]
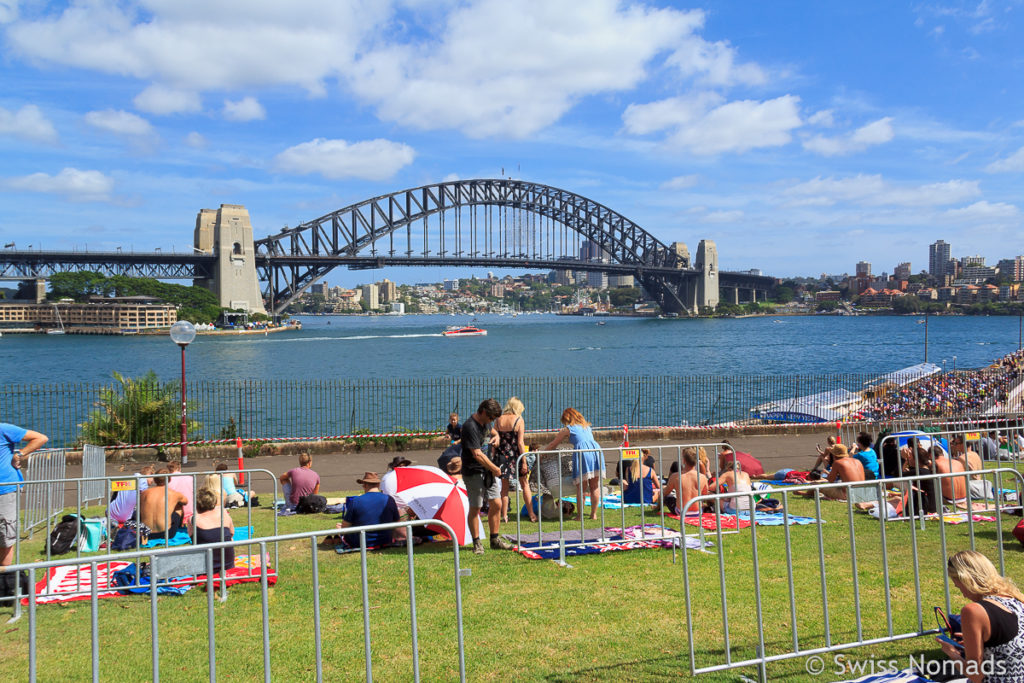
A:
[{"left": 381, "top": 466, "right": 474, "bottom": 545}]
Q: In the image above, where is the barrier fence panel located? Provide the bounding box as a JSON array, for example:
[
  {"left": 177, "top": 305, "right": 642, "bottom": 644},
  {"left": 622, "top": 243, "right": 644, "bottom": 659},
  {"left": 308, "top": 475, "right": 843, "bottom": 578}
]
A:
[
  {"left": 4, "top": 520, "right": 466, "bottom": 683},
  {"left": 511, "top": 442, "right": 736, "bottom": 563},
  {"left": 679, "top": 460, "right": 1024, "bottom": 681},
  {"left": 19, "top": 448, "right": 65, "bottom": 537},
  {"left": 3, "top": 467, "right": 281, "bottom": 622},
  {"left": 78, "top": 444, "right": 105, "bottom": 508}
]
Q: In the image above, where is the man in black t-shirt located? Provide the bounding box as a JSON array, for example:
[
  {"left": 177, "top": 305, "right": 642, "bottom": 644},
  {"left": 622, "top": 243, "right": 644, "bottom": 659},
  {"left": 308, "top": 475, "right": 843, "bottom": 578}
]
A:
[{"left": 462, "top": 398, "right": 509, "bottom": 554}]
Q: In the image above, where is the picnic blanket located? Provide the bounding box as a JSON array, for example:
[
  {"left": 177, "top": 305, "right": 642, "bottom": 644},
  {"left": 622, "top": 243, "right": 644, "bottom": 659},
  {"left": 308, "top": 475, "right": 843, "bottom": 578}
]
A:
[
  {"left": 735, "top": 511, "right": 822, "bottom": 526},
  {"left": 514, "top": 534, "right": 710, "bottom": 560},
  {"left": 142, "top": 529, "right": 192, "bottom": 548},
  {"left": 19, "top": 553, "right": 273, "bottom": 605},
  {"left": 671, "top": 513, "right": 752, "bottom": 530},
  {"left": 559, "top": 494, "right": 643, "bottom": 510}
]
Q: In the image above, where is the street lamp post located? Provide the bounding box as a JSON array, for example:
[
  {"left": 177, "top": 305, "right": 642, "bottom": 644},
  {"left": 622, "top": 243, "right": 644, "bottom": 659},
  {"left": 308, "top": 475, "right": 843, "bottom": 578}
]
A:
[
  {"left": 169, "top": 321, "right": 197, "bottom": 466},
  {"left": 953, "top": 355, "right": 957, "bottom": 373}
]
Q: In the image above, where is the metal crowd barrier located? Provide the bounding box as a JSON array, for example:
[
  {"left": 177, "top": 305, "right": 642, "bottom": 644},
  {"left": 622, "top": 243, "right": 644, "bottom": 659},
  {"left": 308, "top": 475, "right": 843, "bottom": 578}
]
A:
[
  {"left": 511, "top": 442, "right": 737, "bottom": 564},
  {"left": 78, "top": 444, "right": 106, "bottom": 508},
  {"left": 4, "top": 519, "right": 466, "bottom": 683},
  {"left": 3, "top": 467, "right": 281, "bottom": 621},
  {"left": 19, "top": 448, "right": 66, "bottom": 536},
  {"left": 679, "top": 466, "right": 1024, "bottom": 681}
]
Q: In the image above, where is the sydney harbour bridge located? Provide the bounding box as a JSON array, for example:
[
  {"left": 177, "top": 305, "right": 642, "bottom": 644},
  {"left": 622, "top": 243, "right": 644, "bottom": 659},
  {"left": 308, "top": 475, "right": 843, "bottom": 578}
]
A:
[{"left": 0, "top": 179, "right": 774, "bottom": 315}]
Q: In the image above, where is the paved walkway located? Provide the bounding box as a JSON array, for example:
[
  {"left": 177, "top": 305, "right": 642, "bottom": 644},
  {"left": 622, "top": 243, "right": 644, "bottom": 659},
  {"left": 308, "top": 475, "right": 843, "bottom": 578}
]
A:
[{"left": 68, "top": 429, "right": 837, "bottom": 497}]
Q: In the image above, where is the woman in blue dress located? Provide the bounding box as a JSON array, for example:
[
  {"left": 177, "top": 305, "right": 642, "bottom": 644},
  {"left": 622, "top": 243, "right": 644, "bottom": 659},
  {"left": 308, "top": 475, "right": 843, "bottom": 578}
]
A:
[{"left": 542, "top": 408, "right": 605, "bottom": 520}]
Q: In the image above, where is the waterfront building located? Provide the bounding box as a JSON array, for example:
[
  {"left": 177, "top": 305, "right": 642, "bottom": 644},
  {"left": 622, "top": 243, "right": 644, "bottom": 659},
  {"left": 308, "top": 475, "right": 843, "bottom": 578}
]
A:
[
  {"left": 0, "top": 298, "right": 177, "bottom": 333},
  {"left": 378, "top": 279, "right": 398, "bottom": 303},
  {"left": 929, "top": 240, "right": 951, "bottom": 280}
]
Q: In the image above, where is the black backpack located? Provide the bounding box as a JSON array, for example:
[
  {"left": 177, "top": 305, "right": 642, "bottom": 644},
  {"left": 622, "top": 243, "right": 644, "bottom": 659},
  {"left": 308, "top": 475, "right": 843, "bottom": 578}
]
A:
[
  {"left": 0, "top": 570, "right": 30, "bottom": 603},
  {"left": 47, "top": 514, "right": 81, "bottom": 555},
  {"left": 296, "top": 494, "right": 327, "bottom": 514}
]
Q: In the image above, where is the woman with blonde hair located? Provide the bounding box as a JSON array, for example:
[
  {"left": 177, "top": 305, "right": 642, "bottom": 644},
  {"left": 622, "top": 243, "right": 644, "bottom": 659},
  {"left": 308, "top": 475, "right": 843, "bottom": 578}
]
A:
[
  {"left": 938, "top": 550, "right": 1024, "bottom": 682},
  {"left": 542, "top": 408, "right": 605, "bottom": 520},
  {"left": 623, "top": 448, "right": 660, "bottom": 505},
  {"left": 491, "top": 397, "right": 534, "bottom": 522}
]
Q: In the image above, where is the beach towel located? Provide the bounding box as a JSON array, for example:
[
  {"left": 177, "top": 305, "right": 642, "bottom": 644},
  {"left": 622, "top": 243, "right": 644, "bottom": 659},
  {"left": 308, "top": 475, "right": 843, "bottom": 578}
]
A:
[
  {"left": 673, "top": 513, "right": 752, "bottom": 531},
  {"left": 142, "top": 529, "right": 192, "bottom": 548},
  {"left": 604, "top": 524, "right": 685, "bottom": 549},
  {"left": 110, "top": 564, "right": 193, "bottom": 596},
  {"left": 735, "top": 511, "right": 822, "bottom": 526},
  {"left": 559, "top": 494, "right": 642, "bottom": 510},
  {"left": 200, "top": 554, "right": 277, "bottom": 588},
  {"left": 20, "top": 561, "right": 132, "bottom": 605}
]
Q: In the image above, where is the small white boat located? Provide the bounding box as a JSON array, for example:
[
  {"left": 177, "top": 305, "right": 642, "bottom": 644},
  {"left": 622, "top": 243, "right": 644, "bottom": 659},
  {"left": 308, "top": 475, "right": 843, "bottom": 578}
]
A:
[
  {"left": 442, "top": 326, "right": 487, "bottom": 337},
  {"left": 48, "top": 304, "right": 66, "bottom": 335}
]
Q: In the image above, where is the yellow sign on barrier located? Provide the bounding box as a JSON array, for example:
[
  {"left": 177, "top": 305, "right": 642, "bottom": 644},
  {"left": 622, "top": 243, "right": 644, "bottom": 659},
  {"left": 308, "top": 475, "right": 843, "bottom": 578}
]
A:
[
  {"left": 111, "top": 479, "right": 136, "bottom": 492},
  {"left": 965, "top": 432, "right": 981, "bottom": 441},
  {"left": 621, "top": 448, "right": 641, "bottom": 460}
]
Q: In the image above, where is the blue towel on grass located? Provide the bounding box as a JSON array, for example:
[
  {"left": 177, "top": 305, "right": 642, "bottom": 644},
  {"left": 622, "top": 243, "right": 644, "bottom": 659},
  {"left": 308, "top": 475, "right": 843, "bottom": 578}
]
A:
[{"left": 142, "top": 530, "right": 192, "bottom": 548}]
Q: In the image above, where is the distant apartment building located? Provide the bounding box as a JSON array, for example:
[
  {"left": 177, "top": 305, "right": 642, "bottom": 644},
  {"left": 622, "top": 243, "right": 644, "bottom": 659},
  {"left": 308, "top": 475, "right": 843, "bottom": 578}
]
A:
[
  {"left": 490, "top": 284, "right": 506, "bottom": 298},
  {"left": 957, "top": 265, "right": 997, "bottom": 285},
  {"left": 997, "top": 257, "right": 1024, "bottom": 282},
  {"left": 608, "top": 274, "right": 635, "bottom": 288},
  {"left": 894, "top": 262, "right": 911, "bottom": 281},
  {"left": 961, "top": 255, "right": 985, "bottom": 268},
  {"left": 855, "top": 261, "right": 871, "bottom": 277},
  {"left": 0, "top": 299, "right": 177, "bottom": 332},
  {"left": 390, "top": 302, "right": 405, "bottom": 314},
  {"left": 378, "top": 279, "right": 398, "bottom": 303},
  {"left": 443, "top": 279, "right": 460, "bottom": 292},
  {"left": 815, "top": 291, "right": 841, "bottom": 302},
  {"left": 361, "top": 283, "right": 379, "bottom": 310},
  {"left": 311, "top": 282, "right": 329, "bottom": 297},
  {"left": 929, "top": 240, "right": 951, "bottom": 280}
]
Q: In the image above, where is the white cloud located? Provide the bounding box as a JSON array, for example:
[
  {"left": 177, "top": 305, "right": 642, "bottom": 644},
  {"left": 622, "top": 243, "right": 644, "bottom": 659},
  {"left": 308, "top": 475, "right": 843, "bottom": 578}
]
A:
[
  {"left": 699, "top": 209, "right": 743, "bottom": 223},
  {"left": 184, "top": 131, "right": 207, "bottom": 148},
  {"left": 661, "top": 174, "right": 699, "bottom": 190},
  {"left": 624, "top": 94, "right": 801, "bottom": 155},
  {"left": 0, "top": 0, "right": 19, "bottom": 25},
  {"left": 4, "top": 167, "right": 113, "bottom": 201},
  {"left": 3, "top": 1, "right": 761, "bottom": 139},
  {"left": 783, "top": 174, "right": 981, "bottom": 208},
  {"left": 223, "top": 96, "right": 265, "bottom": 122},
  {"left": 986, "top": 146, "right": 1024, "bottom": 173},
  {"left": 134, "top": 84, "right": 202, "bottom": 115},
  {"left": 442, "top": 173, "right": 460, "bottom": 183},
  {"left": 807, "top": 109, "right": 834, "bottom": 127},
  {"left": 943, "top": 200, "right": 1019, "bottom": 221},
  {"left": 803, "top": 117, "right": 894, "bottom": 156},
  {"left": 84, "top": 109, "right": 153, "bottom": 136},
  {"left": 0, "top": 104, "right": 57, "bottom": 143},
  {"left": 274, "top": 138, "right": 415, "bottom": 180}
]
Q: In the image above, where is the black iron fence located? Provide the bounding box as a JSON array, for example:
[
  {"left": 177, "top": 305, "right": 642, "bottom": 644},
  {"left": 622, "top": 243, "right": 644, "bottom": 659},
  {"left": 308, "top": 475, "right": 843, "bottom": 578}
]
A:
[{"left": 1, "top": 370, "right": 1019, "bottom": 448}]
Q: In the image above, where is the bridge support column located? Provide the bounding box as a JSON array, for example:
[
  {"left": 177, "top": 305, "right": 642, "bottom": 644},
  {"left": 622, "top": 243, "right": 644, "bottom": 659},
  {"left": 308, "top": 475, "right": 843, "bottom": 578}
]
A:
[
  {"left": 696, "top": 240, "right": 719, "bottom": 313},
  {"left": 193, "top": 204, "right": 267, "bottom": 315}
]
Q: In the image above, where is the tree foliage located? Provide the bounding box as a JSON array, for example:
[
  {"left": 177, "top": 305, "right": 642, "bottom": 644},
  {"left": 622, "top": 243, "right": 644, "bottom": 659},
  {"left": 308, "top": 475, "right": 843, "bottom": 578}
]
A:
[
  {"left": 49, "top": 272, "right": 224, "bottom": 323},
  {"left": 80, "top": 371, "right": 200, "bottom": 449}
]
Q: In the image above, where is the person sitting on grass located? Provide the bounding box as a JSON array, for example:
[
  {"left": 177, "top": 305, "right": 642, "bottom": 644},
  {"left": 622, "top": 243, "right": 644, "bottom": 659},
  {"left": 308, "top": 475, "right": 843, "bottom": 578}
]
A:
[
  {"left": 850, "top": 432, "right": 881, "bottom": 481},
  {"left": 951, "top": 436, "right": 994, "bottom": 501},
  {"left": 279, "top": 452, "right": 321, "bottom": 510},
  {"left": 214, "top": 463, "right": 245, "bottom": 508},
  {"left": 340, "top": 472, "right": 399, "bottom": 550},
  {"left": 795, "top": 444, "right": 864, "bottom": 501},
  {"left": 139, "top": 469, "right": 188, "bottom": 536},
  {"left": 710, "top": 458, "right": 755, "bottom": 513},
  {"left": 663, "top": 447, "right": 708, "bottom": 516},
  {"left": 808, "top": 436, "right": 837, "bottom": 478},
  {"left": 189, "top": 487, "right": 235, "bottom": 574},
  {"left": 938, "top": 550, "right": 1024, "bottom": 683},
  {"left": 108, "top": 465, "right": 154, "bottom": 525},
  {"left": 622, "top": 449, "right": 660, "bottom": 505},
  {"left": 930, "top": 444, "right": 970, "bottom": 508}
]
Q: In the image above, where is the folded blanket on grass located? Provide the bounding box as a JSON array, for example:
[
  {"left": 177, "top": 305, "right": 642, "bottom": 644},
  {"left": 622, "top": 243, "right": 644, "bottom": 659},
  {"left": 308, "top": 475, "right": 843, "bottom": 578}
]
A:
[
  {"left": 142, "top": 529, "right": 192, "bottom": 548},
  {"left": 735, "top": 511, "right": 822, "bottom": 526},
  {"left": 514, "top": 535, "right": 710, "bottom": 560}
]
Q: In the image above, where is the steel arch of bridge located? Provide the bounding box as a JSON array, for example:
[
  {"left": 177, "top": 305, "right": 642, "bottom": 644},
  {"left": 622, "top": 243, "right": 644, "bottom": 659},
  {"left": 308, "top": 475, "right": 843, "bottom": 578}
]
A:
[{"left": 254, "top": 179, "right": 702, "bottom": 314}]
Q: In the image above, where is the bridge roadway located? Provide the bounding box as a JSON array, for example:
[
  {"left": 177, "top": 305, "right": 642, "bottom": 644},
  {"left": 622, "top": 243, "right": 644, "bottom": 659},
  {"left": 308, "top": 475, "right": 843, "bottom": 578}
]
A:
[{"left": 0, "top": 250, "right": 773, "bottom": 290}]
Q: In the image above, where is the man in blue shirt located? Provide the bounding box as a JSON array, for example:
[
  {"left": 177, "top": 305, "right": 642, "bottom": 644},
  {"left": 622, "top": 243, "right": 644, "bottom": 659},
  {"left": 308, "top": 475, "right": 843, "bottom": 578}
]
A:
[
  {"left": 1, "top": 423, "right": 49, "bottom": 575},
  {"left": 341, "top": 472, "right": 399, "bottom": 549}
]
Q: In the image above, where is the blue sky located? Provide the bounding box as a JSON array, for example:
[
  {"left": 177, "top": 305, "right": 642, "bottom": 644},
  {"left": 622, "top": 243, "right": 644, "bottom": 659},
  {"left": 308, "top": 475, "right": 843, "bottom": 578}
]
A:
[{"left": 1, "top": 0, "right": 1023, "bottom": 287}]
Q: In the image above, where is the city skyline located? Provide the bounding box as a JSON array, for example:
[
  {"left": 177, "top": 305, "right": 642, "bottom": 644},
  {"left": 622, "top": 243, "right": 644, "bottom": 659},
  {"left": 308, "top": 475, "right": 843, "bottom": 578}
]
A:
[{"left": 1, "top": 2, "right": 1023, "bottom": 289}]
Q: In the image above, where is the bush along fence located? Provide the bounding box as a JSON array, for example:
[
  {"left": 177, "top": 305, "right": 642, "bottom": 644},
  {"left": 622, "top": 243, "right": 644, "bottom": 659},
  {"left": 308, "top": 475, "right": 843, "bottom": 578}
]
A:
[{"left": 1, "top": 369, "right": 1018, "bottom": 449}]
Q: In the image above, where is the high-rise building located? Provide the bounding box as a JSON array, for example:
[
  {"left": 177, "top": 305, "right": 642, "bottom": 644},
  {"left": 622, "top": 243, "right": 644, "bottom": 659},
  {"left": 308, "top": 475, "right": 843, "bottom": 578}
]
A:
[
  {"left": 443, "top": 279, "right": 460, "bottom": 292},
  {"left": 856, "top": 261, "right": 871, "bottom": 277},
  {"left": 961, "top": 255, "right": 985, "bottom": 268},
  {"left": 311, "top": 282, "right": 329, "bottom": 296},
  {"left": 361, "top": 283, "right": 379, "bottom": 310},
  {"left": 378, "top": 279, "right": 398, "bottom": 303},
  {"left": 894, "top": 262, "right": 911, "bottom": 281},
  {"left": 929, "top": 240, "right": 951, "bottom": 280}
]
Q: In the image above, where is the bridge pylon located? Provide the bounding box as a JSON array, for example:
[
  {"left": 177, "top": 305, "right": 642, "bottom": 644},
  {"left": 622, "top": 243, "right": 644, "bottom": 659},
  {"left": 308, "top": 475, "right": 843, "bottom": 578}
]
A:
[{"left": 193, "top": 205, "right": 267, "bottom": 315}]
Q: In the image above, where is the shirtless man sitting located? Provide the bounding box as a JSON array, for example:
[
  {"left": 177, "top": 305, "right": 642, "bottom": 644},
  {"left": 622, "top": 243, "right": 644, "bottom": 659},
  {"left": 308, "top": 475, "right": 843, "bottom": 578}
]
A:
[
  {"left": 950, "top": 436, "right": 993, "bottom": 500},
  {"left": 797, "top": 444, "right": 864, "bottom": 501},
  {"left": 929, "top": 445, "right": 969, "bottom": 505},
  {"left": 139, "top": 469, "right": 188, "bottom": 536},
  {"left": 663, "top": 447, "right": 708, "bottom": 516}
]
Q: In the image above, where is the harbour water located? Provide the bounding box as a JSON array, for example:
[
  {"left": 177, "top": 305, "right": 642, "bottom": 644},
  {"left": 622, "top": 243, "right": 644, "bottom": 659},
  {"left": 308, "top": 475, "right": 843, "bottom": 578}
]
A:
[{"left": 1, "top": 313, "right": 1019, "bottom": 384}]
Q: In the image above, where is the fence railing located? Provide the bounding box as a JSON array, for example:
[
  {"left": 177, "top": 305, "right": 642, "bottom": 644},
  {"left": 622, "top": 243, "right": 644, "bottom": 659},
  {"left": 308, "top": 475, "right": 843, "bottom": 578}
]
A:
[
  {"left": 79, "top": 444, "right": 105, "bottom": 507},
  {"left": 4, "top": 519, "right": 466, "bottom": 683},
  {"left": 5, "top": 370, "right": 1021, "bottom": 448},
  {"left": 680, "top": 461, "right": 1024, "bottom": 680},
  {"left": 19, "top": 448, "right": 66, "bottom": 536}
]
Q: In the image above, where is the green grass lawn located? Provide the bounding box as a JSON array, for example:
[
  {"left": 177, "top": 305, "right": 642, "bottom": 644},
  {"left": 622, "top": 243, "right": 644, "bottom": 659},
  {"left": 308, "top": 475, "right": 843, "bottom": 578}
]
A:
[{"left": 3, "top": 472, "right": 1024, "bottom": 682}]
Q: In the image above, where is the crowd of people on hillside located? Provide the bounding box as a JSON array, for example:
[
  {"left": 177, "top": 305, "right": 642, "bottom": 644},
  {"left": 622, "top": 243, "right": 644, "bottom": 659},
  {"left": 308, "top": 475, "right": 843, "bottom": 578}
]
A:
[{"left": 860, "top": 350, "right": 1024, "bottom": 420}]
